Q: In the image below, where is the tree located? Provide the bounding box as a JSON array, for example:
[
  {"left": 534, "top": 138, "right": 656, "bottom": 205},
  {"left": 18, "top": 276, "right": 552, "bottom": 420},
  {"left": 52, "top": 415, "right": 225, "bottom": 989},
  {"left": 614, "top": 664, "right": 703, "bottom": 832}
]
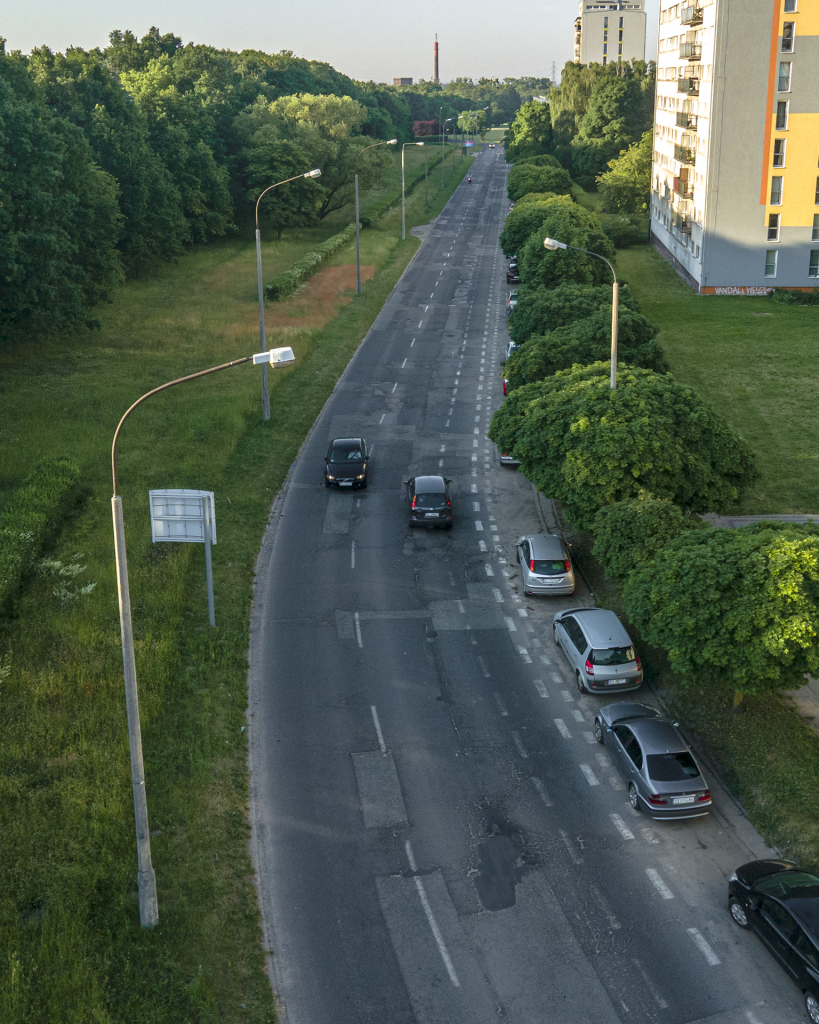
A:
[
  {"left": 487, "top": 363, "right": 757, "bottom": 528},
  {"left": 499, "top": 194, "right": 561, "bottom": 257},
  {"left": 507, "top": 163, "right": 573, "bottom": 202},
  {"left": 597, "top": 130, "right": 652, "bottom": 214},
  {"left": 592, "top": 494, "right": 705, "bottom": 581},
  {"left": 505, "top": 100, "right": 552, "bottom": 161},
  {"left": 508, "top": 281, "right": 640, "bottom": 344},
  {"left": 503, "top": 308, "right": 668, "bottom": 390},
  {"left": 622, "top": 523, "right": 819, "bottom": 695},
  {"left": 245, "top": 135, "right": 322, "bottom": 238},
  {"left": 516, "top": 196, "right": 615, "bottom": 289}
]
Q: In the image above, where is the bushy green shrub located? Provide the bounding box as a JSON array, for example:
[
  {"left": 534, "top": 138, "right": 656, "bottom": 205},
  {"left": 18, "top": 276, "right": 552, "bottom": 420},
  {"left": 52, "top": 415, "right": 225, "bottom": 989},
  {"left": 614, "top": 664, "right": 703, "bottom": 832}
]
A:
[
  {"left": 0, "top": 457, "right": 80, "bottom": 610},
  {"left": 508, "top": 282, "right": 640, "bottom": 345},
  {"left": 603, "top": 215, "right": 646, "bottom": 248},
  {"left": 513, "top": 154, "right": 561, "bottom": 169},
  {"left": 517, "top": 196, "right": 616, "bottom": 289},
  {"left": 265, "top": 224, "right": 357, "bottom": 301},
  {"left": 770, "top": 288, "right": 819, "bottom": 306},
  {"left": 499, "top": 194, "right": 559, "bottom": 257},
  {"left": 508, "top": 163, "right": 574, "bottom": 202}
]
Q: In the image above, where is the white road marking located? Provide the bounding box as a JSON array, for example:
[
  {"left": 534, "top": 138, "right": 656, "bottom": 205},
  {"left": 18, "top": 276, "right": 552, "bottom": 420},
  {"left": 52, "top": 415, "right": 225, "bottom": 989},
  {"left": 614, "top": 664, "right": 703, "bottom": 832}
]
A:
[
  {"left": 646, "top": 868, "right": 674, "bottom": 900},
  {"left": 494, "top": 692, "right": 508, "bottom": 716},
  {"left": 559, "top": 829, "right": 583, "bottom": 864},
  {"left": 354, "top": 611, "right": 363, "bottom": 648},
  {"left": 517, "top": 608, "right": 528, "bottom": 619},
  {"left": 538, "top": 652, "right": 550, "bottom": 664},
  {"left": 473, "top": 501, "right": 480, "bottom": 511},
  {"left": 484, "top": 563, "right": 494, "bottom": 576},
  {"left": 410, "top": 338, "right": 415, "bottom": 347},
  {"left": 595, "top": 753, "right": 609, "bottom": 767},
  {"left": 554, "top": 719, "right": 572, "bottom": 739},
  {"left": 414, "top": 875, "right": 461, "bottom": 986},
  {"left": 687, "top": 928, "right": 721, "bottom": 966},
  {"left": 583, "top": 731, "right": 596, "bottom": 743},
  {"left": 418, "top": 320, "right": 423, "bottom": 328},
  {"left": 439, "top": 444, "right": 446, "bottom": 453},
  {"left": 370, "top": 705, "right": 386, "bottom": 753},
  {"left": 471, "top": 483, "right": 478, "bottom": 493},
  {"left": 445, "top": 420, "right": 450, "bottom": 427},
  {"left": 550, "top": 672, "right": 563, "bottom": 685},
  {"left": 492, "top": 588, "right": 504, "bottom": 603},
  {"left": 560, "top": 690, "right": 574, "bottom": 702},
  {"left": 457, "top": 600, "right": 465, "bottom": 614},
  {"left": 571, "top": 709, "right": 584, "bottom": 722},
  {"left": 745, "top": 1013, "right": 764, "bottom": 1024},
  {"left": 642, "top": 829, "right": 659, "bottom": 845},
  {"left": 478, "top": 540, "right": 487, "bottom": 552},
  {"left": 438, "top": 459, "right": 443, "bottom": 467},
  {"left": 351, "top": 540, "right": 355, "bottom": 569},
  {"left": 632, "top": 958, "right": 669, "bottom": 1009},
  {"left": 477, "top": 656, "right": 490, "bottom": 678},
  {"left": 533, "top": 679, "right": 549, "bottom": 698},
  {"left": 475, "top": 521, "right": 483, "bottom": 531},
  {"left": 531, "top": 777, "right": 552, "bottom": 807},
  {"left": 580, "top": 763, "right": 599, "bottom": 786},
  {"left": 401, "top": 358, "right": 407, "bottom": 368},
  {"left": 379, "top": 413, "right": 385, "bottom": 424},
  {"left": 610, "top": 814, "right": 635, "bottom": 840},
  {"left": 511, "top": 731, "right": 528, "bottom": 758},
  {"left": 405, "top": 839, "right": 417, "bottom": 871},
  {"left": 609, "top": 776, "right": 625, "bottom": 790},
  {"left": 391, "top": 382, "right": 397, "bottom": 393}
]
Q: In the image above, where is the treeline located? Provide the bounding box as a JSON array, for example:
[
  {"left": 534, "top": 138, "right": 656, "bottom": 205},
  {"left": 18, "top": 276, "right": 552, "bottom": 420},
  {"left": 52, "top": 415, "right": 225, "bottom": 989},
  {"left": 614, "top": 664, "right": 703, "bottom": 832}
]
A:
[{"left": 397, "top": 76, "right": 551, "bottom": 130}]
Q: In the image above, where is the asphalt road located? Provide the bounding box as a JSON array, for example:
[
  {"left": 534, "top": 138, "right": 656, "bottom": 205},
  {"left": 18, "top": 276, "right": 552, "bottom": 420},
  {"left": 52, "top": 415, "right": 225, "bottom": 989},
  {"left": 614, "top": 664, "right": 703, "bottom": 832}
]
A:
[{"left": 248, "top": 150, "right": 806, "bottom": 1024}]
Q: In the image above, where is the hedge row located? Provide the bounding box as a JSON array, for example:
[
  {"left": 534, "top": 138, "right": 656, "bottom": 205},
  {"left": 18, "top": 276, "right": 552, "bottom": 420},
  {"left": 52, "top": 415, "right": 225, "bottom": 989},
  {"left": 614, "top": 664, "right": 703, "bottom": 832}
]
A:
[{"left": 0, "top": 457, "right": 81, "bottom": 610}]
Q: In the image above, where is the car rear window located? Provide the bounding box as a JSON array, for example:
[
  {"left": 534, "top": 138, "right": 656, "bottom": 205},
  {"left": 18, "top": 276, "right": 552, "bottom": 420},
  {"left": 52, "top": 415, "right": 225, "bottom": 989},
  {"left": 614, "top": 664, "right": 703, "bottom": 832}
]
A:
[
  {"left": 532, "top": 559, "right": 567, "bottom": 575},
  {"left": 646, "top": 751, "right": 700, "bottom": 782},
  {"left": 589, "top": 646, "right": 635, "bottom": 666},
  {"left": 414, "top": 493, "right": 447, "bottom": 509}
]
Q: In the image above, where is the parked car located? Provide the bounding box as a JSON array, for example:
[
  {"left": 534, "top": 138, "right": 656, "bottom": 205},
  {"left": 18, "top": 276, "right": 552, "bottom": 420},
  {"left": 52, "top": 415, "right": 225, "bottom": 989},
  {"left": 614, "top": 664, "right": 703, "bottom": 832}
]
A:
[
  {"left": 553, "top": 607, "right": 643, "bottom": 694},
  {"left": 502, "top": 340, "right": 519, "bottom": 361},
  {"left": 506, "top": 268, "right": 520, "bottom": 284},
  {"left": 405, "top": 475, "right": 453, "bottom": 528},
  {"left": 516, "top": 534, "right": 575, "bottom": 596},
  {"left": 324, "top": 437, "right": 368, "bottom": 488},
  {"left": 593, "top": 702, "right": 712, "bottom": 819},
  {"left": 499, "top": 451, "right": 519, "bottom": 466},
  {"left": 728, "top": 860, "right": 819, "bottom": 1023},
  {"left": 507, "top": 290, "right": 519, "bottom": 312},
  {"left": 502, "top": 377, "right": 509, "bottom": 396}
]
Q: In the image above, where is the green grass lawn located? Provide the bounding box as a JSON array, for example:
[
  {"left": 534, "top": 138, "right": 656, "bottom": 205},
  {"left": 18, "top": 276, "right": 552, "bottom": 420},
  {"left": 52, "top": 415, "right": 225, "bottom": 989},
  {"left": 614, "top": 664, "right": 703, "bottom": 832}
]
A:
[{"left": 0, "top": 154, "right": 473, "bottom": 1023}]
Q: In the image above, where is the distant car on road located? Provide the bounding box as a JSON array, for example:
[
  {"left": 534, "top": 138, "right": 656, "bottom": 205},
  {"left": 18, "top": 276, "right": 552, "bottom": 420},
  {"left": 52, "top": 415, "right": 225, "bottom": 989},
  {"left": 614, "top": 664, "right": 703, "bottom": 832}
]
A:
[
  {"left": 499, "top": 451, "right": 519, "bottom": 466},
  {"left": 593, "top": 702, "right": 712, "bottom": 818},
  {"left": 405, "top": 475, "right": 453, "bottom": 528},
  {"left": 516, "top": 534, "right": 575, "bottom": 596},
  {"left": 728, "top": 860, "right": 819, "bottom": 1023},
  {"left": 324, "top": 437, "right": 368, "bottom": 488},
  {"left": 553, "top": 607, "right": 643, "bottom": 694}
]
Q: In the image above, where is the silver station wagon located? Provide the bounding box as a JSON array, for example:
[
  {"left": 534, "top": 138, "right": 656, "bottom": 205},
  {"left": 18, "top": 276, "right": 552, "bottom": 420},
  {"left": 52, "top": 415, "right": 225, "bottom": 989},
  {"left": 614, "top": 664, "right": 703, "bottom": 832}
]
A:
[{"left": 553, "top": 607, "right": 643, "bottom": 695}]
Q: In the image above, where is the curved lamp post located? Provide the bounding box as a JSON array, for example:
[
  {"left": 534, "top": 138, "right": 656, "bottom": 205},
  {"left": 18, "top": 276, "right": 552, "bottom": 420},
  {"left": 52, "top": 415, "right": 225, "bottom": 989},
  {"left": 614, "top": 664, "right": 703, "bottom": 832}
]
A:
[
  {"left": 543, "top": 236, "right": 619, "bottom": 390},
  {"left": 441, "top": 117, "right": 452, "bottom": 188},
  {"left": 402, "top": 142, "right": 424, "bottom": 240},
  {"left": 255, "top": 169, "right": 321, "bottom": 419},
  {"left": 355, "top": 139, "right": 397, "bottom": 294}
]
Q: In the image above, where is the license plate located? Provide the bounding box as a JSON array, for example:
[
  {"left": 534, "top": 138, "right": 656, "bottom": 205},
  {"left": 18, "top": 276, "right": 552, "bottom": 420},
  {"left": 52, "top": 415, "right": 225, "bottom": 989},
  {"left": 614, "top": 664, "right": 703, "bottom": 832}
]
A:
[
  {"left": 424, "top": 512, "right": 438, "bottom": 518},
  {"left": 537, "top": 578, "right": 563, "bottom": 586},
  {"left": 672, "top": 796, "right": 695, "bottom": 805},
  {"left": 339, "top": 481, "right": 353, "bottom": 487}
]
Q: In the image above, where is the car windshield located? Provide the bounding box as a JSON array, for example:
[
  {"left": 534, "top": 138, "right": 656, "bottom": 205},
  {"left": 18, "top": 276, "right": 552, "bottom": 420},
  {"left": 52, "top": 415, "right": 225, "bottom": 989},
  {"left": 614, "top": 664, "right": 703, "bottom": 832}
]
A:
[
  {"left": 646, "top": 751, "right": 700, "bottom": 782},
  {"left": 589, "top": 646, "right": 635, "bottom": 666},
  {"left": 755, "top": 872, "right": 819, "bottom": 900},
  {"left": 532, "top": 559, "right": 567, "bottom": 576},
  {"left": 414, "top": 493, "right": 446, "bottom": 509},
  {"left": 330, "top": 448, "right": 362, "bottom": 463}
]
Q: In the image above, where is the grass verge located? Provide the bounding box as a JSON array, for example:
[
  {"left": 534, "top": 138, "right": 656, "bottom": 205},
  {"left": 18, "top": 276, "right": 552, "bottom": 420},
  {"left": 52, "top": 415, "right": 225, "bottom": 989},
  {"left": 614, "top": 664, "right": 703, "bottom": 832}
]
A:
[{"left": 0, "top": 153, "right": 473, "bottom": 1022}]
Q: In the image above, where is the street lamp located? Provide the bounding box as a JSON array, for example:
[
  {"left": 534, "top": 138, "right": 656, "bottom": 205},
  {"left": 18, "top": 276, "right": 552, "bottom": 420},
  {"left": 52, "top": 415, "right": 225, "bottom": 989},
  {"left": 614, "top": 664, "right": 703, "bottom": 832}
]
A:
[
  {"left": 402, "top": 142, "right": 424, "bottom": 240},
  {"left": 355, "top": 139, "right": 397, "bottom": 294},
  {"left": 255, "top": 169, "right": 321, "bottom": 419},
  {"left": 544, "top": 236, "right": 619, "bottom": 389},
  {"left": 441, "top": 115, "right": 452, "bottom": 188},
  {"left": 110, "top": 345, "right": 295, "bottom": 928}
]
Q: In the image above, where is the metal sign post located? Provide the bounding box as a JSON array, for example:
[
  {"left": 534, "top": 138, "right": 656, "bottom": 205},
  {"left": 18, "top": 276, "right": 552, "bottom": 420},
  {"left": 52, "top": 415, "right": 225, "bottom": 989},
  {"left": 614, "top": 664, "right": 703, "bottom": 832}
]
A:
[{"left": 149, "top": 490, "right": 217, "bottom": 626}]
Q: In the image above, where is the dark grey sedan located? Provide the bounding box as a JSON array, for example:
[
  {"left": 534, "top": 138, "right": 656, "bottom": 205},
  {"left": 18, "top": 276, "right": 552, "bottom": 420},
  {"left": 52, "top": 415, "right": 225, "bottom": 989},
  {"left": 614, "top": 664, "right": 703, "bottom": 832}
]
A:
[{"left": 594, "top": 703, "right": 712, "bottom": 819}]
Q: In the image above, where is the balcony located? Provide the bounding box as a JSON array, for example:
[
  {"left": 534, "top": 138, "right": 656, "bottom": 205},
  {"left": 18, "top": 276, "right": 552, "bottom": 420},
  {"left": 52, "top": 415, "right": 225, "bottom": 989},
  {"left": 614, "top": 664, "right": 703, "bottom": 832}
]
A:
[
  {"left": 674, "top": 143, "right": 696, "bottom": 165},
  {"left": 676, "top": 111, "right": 698, "bottom": 129},
  {"left": 679, "top": 42, "right": 702, "bottom": 60},
  {"left": 672, "top": 212, "right": 692, "bottom": 235},
  {"left": 673, "top": 176, "right": 694, "bottom": 199},
  {"left": 677, "top": 77, "right": 700, "bottom": 95},
  {"left": 681, "top": 6, "right": 703, "bottom": 25}
]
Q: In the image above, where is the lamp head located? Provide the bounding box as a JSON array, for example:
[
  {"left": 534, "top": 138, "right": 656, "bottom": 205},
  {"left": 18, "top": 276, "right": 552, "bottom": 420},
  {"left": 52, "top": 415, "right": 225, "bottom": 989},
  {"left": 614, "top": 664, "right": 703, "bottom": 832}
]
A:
[
  {"left": 543, "top": 237, "right": 567, "bottom": 251},
  {"left": 416, "top": 142, "right": 424, "bottom": 146},
  {"left": 305, "top": 168, "right": 321, "bottom": 178},
  {"left": 387, "top": 139, "right": 398, "bottom": 144}
]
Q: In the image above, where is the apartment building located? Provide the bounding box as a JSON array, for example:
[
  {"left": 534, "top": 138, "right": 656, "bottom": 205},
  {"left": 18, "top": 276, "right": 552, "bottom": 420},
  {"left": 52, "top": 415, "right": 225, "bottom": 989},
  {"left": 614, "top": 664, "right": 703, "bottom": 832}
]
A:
[
  {"left": 651, "top": 0, "right": 819, "bottom": 294},
  {"left": 574, "top": 1, "right": 647, "bottom": 65}
]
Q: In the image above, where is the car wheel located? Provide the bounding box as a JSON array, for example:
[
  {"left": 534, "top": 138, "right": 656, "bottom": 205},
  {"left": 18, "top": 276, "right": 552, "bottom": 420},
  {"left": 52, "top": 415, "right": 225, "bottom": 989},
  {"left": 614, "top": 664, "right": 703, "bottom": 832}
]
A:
[
  {"left": 593, "top": 719, "right": 604, "bottom": 744},
  {"left": 805, "top": 993, "right": 819, "bottom": 1024},
  {"left": 729, "top": 898, "right": 749, "bottom": 929},
  {"left": 628, "top": 783, "right": 641, "bottom": 812},
  {"left": 576, "top": 671, "right": 587, "bottom": 696},
  {"left": 360, "top": 480, "right": 368, "bottom": 489}
]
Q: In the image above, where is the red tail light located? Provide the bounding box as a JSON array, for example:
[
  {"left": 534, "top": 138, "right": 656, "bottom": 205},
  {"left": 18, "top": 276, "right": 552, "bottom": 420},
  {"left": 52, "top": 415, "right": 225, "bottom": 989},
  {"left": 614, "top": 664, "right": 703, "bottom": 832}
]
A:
[
  {"left": 411, "top": 496, "right": 417, "bottom": 509},
  {"left": 635, "top": 653, "right": 642, "bottom": 670},
  {"left": 529, "top": 559, "right": 535, "bottom": 571},
  {"left": 563, "top": 560, "right": 570, "bottom": 573},
  {"left": 584, "top": 658, "right": 594, "bottom": 676},
  {"left": 647, "top": 794, "right": 668, "bottom": 805},
  {"left": 697, "top": 790, "right": 711, "bottom": 802}
]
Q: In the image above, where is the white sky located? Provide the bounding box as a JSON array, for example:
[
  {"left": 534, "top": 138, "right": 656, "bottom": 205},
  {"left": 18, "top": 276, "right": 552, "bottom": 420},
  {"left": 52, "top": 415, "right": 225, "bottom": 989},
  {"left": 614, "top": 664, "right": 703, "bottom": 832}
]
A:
[{"left": 3, "top": 0, "right": 659, "bottom": 84}]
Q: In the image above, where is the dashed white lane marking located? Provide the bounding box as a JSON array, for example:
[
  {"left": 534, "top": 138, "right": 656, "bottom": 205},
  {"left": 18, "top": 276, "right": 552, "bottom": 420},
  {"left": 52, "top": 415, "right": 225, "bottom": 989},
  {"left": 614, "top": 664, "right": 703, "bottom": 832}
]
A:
[
  {"left": 511, "top": 731, "right": 528, "bottom": 758},
  {"left": 478, "top": 540, "right": 487, "bottom": 552},
  {"left": 471, "top": 483, "right": 477, "bottom": 492},
  {"left": 533, "top": 679, "right": 549, "bottom": 698},
  {"left": 494, "top": 692, "right": 508, "bottom": 716},
  {"left": 405, "top": 839, "right": 417, "bottom": 871},
  {"left": 418, "top": 320, "right": 423, "bottom": 328},
  {"left": 642, "top": 829, "right": 659, "bottom": 844},
  {"left": 550, "top": 672, "right": 563, "bottom": 685},
  {"left": 414, "top": 873, "right": 461, "bottom": 986},
  {"left": 401, "top": 358, "right": 407, "bottom": 368},
  {"left": 610, "top": 814, "right": 635, "bottom": 840},
  {"left": 411, "top": 338, "right": 415, "bottom": 346},
  {"left": 554, "top": 719, "right": 572, "bottom": 740},
  {"left": 473, "top": 501, "right": 480, "bottom": 511},
  {"left": 538, "top": 652, "right": 550, "bottom": 664},
  {"left": 351, "top": 540, "right": 356, "bottom": 569},
  {"left": 579, "top": 763, "right": 599, "bottom": 786},
  {"left": 379, "top": 413, "right": 386, "bottom": 424},
  {"left": 457, "top": 600, "right": 465, "bottom": 614},
  {"left": 687, "top": 928, "right": 721, "bottom": 966},
  {"left": 478, "top": 656, "right": 491, "bottom": 678},
  {"left": 354, "top": 611, "right": 363, "bottom": 648},
  {"left": 370, "top": 705, "right": 387, "bottom": 752},
  {"left": 475, "top": 520, "right": 483, "bottom": 531},
  {"left": 484, "top": 563, "right": 494, "bottom": 576},
  {"left": 744, "top": 1013, "right": 764, "bottom": 1024},
  {"left": 516, "top": 645, "right": 531, "bottom": 661},
  {"left": 392, "top": 382, "right": 397, "bottom": 393},
  {"left": 560, "top": 690, "right": 574, "bottom": 702},
  {"left": 609, "top": 776, "right": 625, "bottom": 790},
  {"left": 646, "top": 868, "right": 674, "bottom": 900},
  {"left": 583, "top": 731, "right": 597, "bottom": 744},
  {"left": 559, "top": 829, "right": 582, "bottom": 864},
  {"left": 531, "top": 777, "right": 552, "bottom": 807},
  {"left": 492, "top": 588, "right": 504, "bottom": 603},
  {"left": 632, "top": 958, "right": 669, "bottom": 1009},
  {"left": 571, "top": 709, "right": 584, "bottom": 722}
]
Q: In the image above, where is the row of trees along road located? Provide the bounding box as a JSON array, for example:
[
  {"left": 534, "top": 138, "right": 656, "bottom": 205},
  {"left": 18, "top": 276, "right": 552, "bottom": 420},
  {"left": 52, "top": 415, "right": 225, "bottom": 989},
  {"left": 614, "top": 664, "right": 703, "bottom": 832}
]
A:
[
  {"left": 491, "top": 96, "right": 819, "bottom": 702},
  {"left": 0, "top": 27, "right": 548, "bottom": 346}
]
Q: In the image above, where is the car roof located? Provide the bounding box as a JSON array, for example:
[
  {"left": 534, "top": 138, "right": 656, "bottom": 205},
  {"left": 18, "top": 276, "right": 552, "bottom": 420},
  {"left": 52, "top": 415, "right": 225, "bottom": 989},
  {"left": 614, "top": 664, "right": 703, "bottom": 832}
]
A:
[
  {"left": 572, "top": 608, "right": 632, "bottom": 647},
  {"left": 628, "top": 719, "right": 688, "bottom": 755},
  {"left": 525, "top": 534, "right": 565, "bottom": 559},
  {"left": 413, "top": 475, "right": 446, "bottom": 491},
  {"left": 601, "top": 702, "right": 661, "bottom": 725},
  {"left": 330, "top": 437, "right": 364, "bottom": 447},
  {"left": 744, "top": 864, "right": 819, "bottom": 938}
]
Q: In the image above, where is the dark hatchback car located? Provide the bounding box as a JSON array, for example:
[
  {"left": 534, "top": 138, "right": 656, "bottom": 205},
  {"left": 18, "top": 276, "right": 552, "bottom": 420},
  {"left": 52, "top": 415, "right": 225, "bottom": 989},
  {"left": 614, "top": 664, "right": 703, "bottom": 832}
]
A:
[
  {"left": 324, "top": 437, "right": 368, "bottom": 488},
  {"left": 406, "top": 475, "right": 453, "bottom": 528},
  {"left": 729, "top": 860, "right": 819, "bottom": 1023}
]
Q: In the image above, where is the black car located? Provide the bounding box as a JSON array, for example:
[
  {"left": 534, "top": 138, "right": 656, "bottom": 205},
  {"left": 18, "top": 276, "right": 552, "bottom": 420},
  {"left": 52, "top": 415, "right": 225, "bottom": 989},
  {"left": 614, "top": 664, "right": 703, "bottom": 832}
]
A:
[
  {"left": 405, "top": 475, "right": 453, "bottom": 528},
  {"left": 324, "top": 437, "right": 368, "bottom": 488},
  {"left": 506, "top": 268, "right": 520, "bottom": 284},
  {"left": 728, "top": 860, "right": 819, "bottom": 1022}
]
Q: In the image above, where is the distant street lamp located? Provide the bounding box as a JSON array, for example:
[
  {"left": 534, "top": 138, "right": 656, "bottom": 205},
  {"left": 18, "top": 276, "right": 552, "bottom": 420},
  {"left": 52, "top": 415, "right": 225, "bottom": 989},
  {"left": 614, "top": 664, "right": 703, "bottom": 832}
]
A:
[
  {"left": 544, "top": 236, "right": 619, "bottom": 389},
  {"left": 402, "top": 142, "right": 424, "bottom": 240},
  {"left": 355, "top": 139, "right": 397, "bottom": 294},
  {"left": 110, "top": 344, "right": 295, "bottom": 928},
  {"left": 255, "top": 169, "right": 321, "bottom": 419},
  {"left": 440, "top": 114, "right": 452, "bottom": 188}
]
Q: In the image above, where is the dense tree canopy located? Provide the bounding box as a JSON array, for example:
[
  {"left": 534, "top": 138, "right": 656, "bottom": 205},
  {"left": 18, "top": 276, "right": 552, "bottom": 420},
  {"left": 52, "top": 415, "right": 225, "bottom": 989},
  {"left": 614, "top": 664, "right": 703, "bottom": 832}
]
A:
[
  {"left": 505, "top": 100, "right": 553, "bottom": 160},
  {"left": 507, "top": 162, "right": 573, "bottom": 202},
  {"left": 516, "top": 196, "right": 615, "bottom": 289},
  {"left": 499, "top": 194, "right": 561, "bottom": 257},
  {"left": 487, "top": 363, "right": 757, "bottom": 528},
  {"left": 597, "top": 130, "right": 652, "bottom": 214},
  {"left": 507, "top": 281, "right": 640, "bottom": 344}
]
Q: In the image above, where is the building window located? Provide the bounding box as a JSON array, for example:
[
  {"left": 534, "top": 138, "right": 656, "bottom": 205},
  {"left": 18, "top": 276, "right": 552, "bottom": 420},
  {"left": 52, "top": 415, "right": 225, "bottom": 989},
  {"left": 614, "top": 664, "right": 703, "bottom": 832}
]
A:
[
  {"left": 767, "top": 214, "right": 780, "bottom": 241},
  {"left": 816, "top": 176, "right": 819, "bottom": 203},
  {"left": 619, "top": 16, "right": 624, "bottom": 27},
  {"left": 784, "top": 0, "right": 797, "bottom": 11},
  {"left": 765, "top": 250, "right": 778, "bottom": 277},
  {"left": 782, "top": 23, "right": 795, "bottom": 51},
  {"left": 776, "top": 101, "right": 789, "bottom": 130},
  {"left": 604, "top": 16, "right": 608, "bottom": 27},
  {"left": 619, "top": 43, "right": 623, "bottom": 54},
  {"left": 813, "top": 214, "right": 819, "bottom": 241},
  {"left": 778, "top": 62, "right": 792, "bottom": 92},
  {"left": 773, "top": 139, "right": 786, "bottom": 167},
  {"left": 810, "top": 252, "right": 819, "bottom": 278},
  {"left": 770, "top": 176, "right": 783, "bottom": 205}
]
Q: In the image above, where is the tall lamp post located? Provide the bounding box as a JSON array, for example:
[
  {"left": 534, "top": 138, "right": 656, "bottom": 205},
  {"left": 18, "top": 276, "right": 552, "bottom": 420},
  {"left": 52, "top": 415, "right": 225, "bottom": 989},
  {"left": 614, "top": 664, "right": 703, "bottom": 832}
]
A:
[
  {"left": 543, "top": 236, "right": 619, "bottom": 390},
  {"left": 402, "top": 142, "right": 424, "bottom": 240},
  {"left": 110, "top": 345, "right": 295, "bottom": 928},
  {"left": 355, "top": 139, "right": 397, "bottom": 294},
  {"left": 255, "top": 169, "right": 321, "bottom": 419},
  {"left": 440, "top": 114, "right": 452, "bottom": 188}
]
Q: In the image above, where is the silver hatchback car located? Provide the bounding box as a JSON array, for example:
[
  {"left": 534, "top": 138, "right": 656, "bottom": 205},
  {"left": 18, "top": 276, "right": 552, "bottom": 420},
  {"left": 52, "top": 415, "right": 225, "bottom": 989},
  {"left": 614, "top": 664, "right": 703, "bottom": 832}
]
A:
[
  {"left": 553, "top": 607, "right": 643, "bottom": 695},
  {"left": 516, "top": 534, "right": 575, "bottom": 596}
]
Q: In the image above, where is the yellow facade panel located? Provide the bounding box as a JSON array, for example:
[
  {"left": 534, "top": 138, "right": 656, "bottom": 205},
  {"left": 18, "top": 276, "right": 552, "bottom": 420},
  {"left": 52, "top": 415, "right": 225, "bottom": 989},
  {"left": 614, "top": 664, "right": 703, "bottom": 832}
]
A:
[{"left": 766, "top": 112, "right": 819, "bottom": 226}]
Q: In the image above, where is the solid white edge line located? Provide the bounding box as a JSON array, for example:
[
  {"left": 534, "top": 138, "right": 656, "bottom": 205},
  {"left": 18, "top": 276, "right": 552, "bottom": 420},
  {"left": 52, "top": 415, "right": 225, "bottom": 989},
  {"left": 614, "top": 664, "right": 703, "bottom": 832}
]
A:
[
  {"left": 404, "top": 839, "right": 417, "bottom": 872},
  {"left": 414, "top": 876, "right": 461, "bottom": 987},
  {"left": 370, "top": 705, "right": 386, "bottom": 753}
]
